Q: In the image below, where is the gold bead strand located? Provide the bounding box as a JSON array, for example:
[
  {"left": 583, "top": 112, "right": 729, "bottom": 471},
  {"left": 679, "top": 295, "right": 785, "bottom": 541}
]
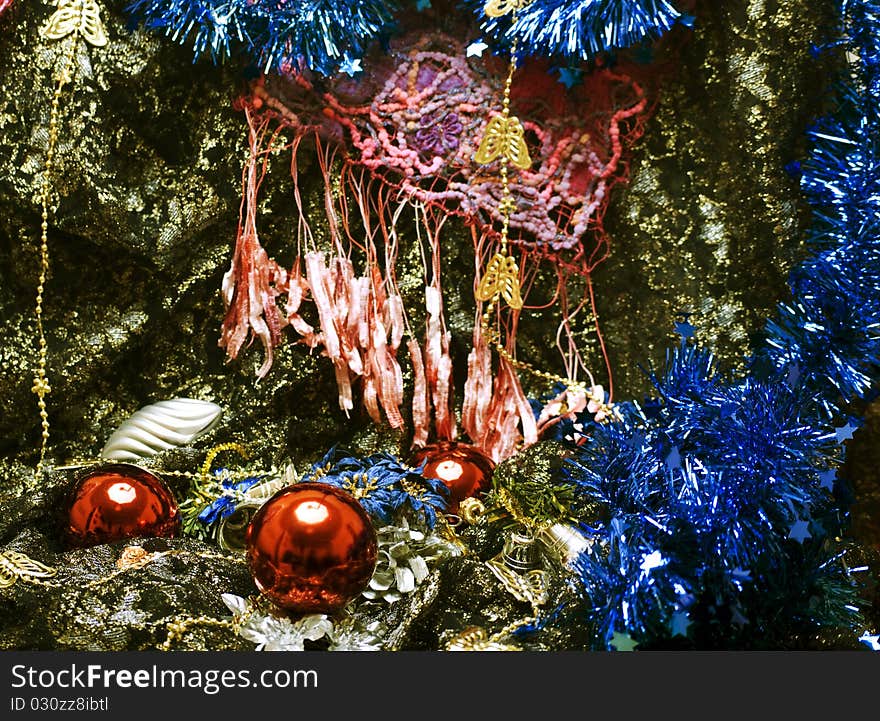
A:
[
  {"left": 159, "top": 616, "right": 237, "bottom": 652},
  {"left": 472, "top": 1, "right": 618, "bottom": 421},
  {"left": 32, "top": 1, "right": 109, "bottom": 478},
  {"left": 473, "top": 2, "right": 565, "bottom": 382},
  {"left": 474, "top": 0, "right": 529, "bottom": 317},
  {"left": 32, "top": 38, "right": 77, "bottom": 477}
]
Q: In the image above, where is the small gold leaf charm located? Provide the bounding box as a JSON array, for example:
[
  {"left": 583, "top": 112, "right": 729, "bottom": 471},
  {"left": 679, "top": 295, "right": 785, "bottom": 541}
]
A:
[
  {"left": 476, "top": 252, "right": 524, "bottom": 309},
  {"left": 0, "top": 551, "right": 57, "bottom": 588},
  {"left": 42, "top": 0, "right": 109, "bottom": 47},
  {"left": 475, "top": 115, "right": 532, "bottom": 170},
  {"left": 484, "top": 0, "right": 520, "bottom": 18}
]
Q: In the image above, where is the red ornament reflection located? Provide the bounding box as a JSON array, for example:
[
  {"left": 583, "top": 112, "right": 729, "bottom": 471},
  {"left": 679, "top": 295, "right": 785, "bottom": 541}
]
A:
[
  {"left": 245, "top": 483, "right": 378, "bottom": 614},
  {"left": 412, "top": 441, "right": 495, "bottom": 513},
  {"left": 65, "top": 464, "right": 180, "bottom": 547}
]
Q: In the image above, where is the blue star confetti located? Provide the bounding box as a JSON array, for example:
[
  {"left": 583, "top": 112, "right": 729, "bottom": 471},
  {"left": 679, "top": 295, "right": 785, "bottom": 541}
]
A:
[
  {"left": 835, "top": 423, "right": 857, "bottom": 443},
  {"left": 610, "top": 632, "right": 638, "bottom": 652},
  {"left": 788, "top": 520, "right": 812, "bottom": 544},
  {"left": 671, "top": 612, "right": 692, "bottom": 637},
  {"left": 674, "top": 320, "right": 696, "bottom": 340},
  {"left": 640, "top": 551, "right": 666, "bottom": 574},
  {"left": 466, "top": 40, "right": 489, "bottom": 58},
  {"left": 731, "top": 605, "right": 749, "bottom": 628},
  {"left": 818, "top": 469, "right": 837, "bottom": 491},
  {"left": 339, "top": 57, "right": 363, "bottom": 77},
  {"left": 664, "top": 446, "right": 681, "bottom": 471},
  {"left": 556, "top": 66, "right": 583, "bottom": 89},
  {"left": 859, "top": 633, "right": 880, "bottom": 651}
]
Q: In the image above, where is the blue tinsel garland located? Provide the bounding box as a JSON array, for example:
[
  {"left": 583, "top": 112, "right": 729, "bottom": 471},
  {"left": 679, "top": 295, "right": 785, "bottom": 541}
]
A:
[
  {"left": 553, "top": 0, "right": 880, "bottom": 649},
  {"left": 125, "top": 0, "right": 398, "bottom": 75},
  {"left": 124, "top": 0, "right": 687, "bottom": 74},
  {"left": 467, "top": 0, "right": 691, "bottom": 61}
]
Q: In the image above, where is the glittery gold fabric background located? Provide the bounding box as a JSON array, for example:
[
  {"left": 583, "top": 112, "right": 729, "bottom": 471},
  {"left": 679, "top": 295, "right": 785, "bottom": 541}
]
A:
[{"left": 0, "top": 0, "right": 877, "bottom": 648}]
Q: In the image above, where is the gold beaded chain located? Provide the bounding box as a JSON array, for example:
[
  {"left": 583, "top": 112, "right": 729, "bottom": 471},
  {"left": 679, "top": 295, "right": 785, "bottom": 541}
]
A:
[
  {"left": 57, "top": 440, "right": 274, "bottom": 492},
  {"left": 32, "top": 1, "right": 109, "bottom": 478},
  {"left": 445, "top": 615, "right": 538, "bottom": 651},
  {"left": 473, "top": 1, "right": 617, "bottom": 419},
  {"left": 159, "top": 616, "right": 238, "bottom": 652},
  {"left": 56, "top": 457, "right": 278, "bottom": 494},
  {"left": 183, "top": 442, "right": 256, "bottom": 508},
  {"left": 474, "top": 1, "right": 529, "bottom": 316},
  {"left": 159, "top": 593, "right": 268, "bottom": 651},
  {"left": 198, "top": 442, "right": 250, "bottom": 477}
]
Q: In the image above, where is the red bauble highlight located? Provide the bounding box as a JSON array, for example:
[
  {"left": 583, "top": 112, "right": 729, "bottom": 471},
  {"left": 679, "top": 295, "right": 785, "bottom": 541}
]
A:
[
  {"left": 245, "top": 483, "right": 378, "bottom": 614},
  {"left": 412, "top": 441, "right": 495, "bottom": 512},
  {"left": 65, "top": 464, "right": 180, "bottom": 547}
]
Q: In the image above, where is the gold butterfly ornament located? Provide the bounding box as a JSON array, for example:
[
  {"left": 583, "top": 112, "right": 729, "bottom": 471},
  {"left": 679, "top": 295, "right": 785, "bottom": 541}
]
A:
[
  {"left": 42, "top": 0, "right": 109, "bottom": 47},
  {"left": 476, "top": 252, "right": 524, "bottom": 309},
  {"left": 475, "top": 115, "right": 532, "bottom": 171}
]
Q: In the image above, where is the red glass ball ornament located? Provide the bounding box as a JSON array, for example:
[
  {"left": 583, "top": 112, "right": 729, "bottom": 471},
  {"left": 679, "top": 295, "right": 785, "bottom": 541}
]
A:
[
  {"left": 412, "top": 441, "right": 495, "bottom": 512},
  {"left": 65, "top": 464, "right": 180, "bottom": 547},
  {"left": 245, "top": 482, "right": 378, "bottom": 614}
]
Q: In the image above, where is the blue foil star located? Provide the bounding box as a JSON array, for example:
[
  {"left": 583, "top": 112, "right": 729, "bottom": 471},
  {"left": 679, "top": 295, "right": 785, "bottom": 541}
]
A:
[
  {"left": 818, "top": 469, "right": 837, "bottom": 491},
  {"left": 731, "top": 605, "right": 749, "bottom": 628},
  {"left": 674, "top": 320, "right": 696, "bottom": 340},
  {"left": 466, "top": 40, "right": 488, "bottom": 57},
  {"left": 627, "top": 429, "right": 646, "bottom": 451},
  {"left": 339, "top": 58, "right": 363, "bottom": 77},
  {"left": 719, "top": 401, "right": 738, "bottom": 419},
  {"left": 556, "top": 67, "right": 583, "bottom": 89},
  {"left": 415, "top": 0, "right": 431, "bottom": 10},
  {"left": 859, "top": 633, "right": 880, "bottom": 651},
  {"left": 665, "top": 446, "right": 682, "bottom": 471},
  {"left": 835, "top": 423, "right": 857, "bottom": 443},
  {"left": 731, "top": 567, "right": 752, "bottom": 582},
  {"left": 671, "top": 612, "right": 692, "bottom": 637},
  {"left": 788, "top": 520, "right": 812, "bottom": 544}
]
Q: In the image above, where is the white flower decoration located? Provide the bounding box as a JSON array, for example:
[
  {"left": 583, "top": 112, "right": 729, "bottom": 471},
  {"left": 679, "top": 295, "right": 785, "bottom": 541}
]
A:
[
  {"left": 221, "top": 594, "right": 381, "bottom": 651},
  {"left": 362, "top": 518, "right": 461, "bottom": 603}
]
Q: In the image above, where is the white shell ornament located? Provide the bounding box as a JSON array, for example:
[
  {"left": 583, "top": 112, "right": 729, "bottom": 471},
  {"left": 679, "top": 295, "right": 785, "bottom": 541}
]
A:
[{"left": 101, "top": 398, "right": 223, "bottom": 461}]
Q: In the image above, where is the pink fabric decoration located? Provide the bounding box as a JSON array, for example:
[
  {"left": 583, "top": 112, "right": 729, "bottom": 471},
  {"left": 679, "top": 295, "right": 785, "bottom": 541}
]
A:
[{"left": 219, "top": 28, "right": 661, "bottom": 460}]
